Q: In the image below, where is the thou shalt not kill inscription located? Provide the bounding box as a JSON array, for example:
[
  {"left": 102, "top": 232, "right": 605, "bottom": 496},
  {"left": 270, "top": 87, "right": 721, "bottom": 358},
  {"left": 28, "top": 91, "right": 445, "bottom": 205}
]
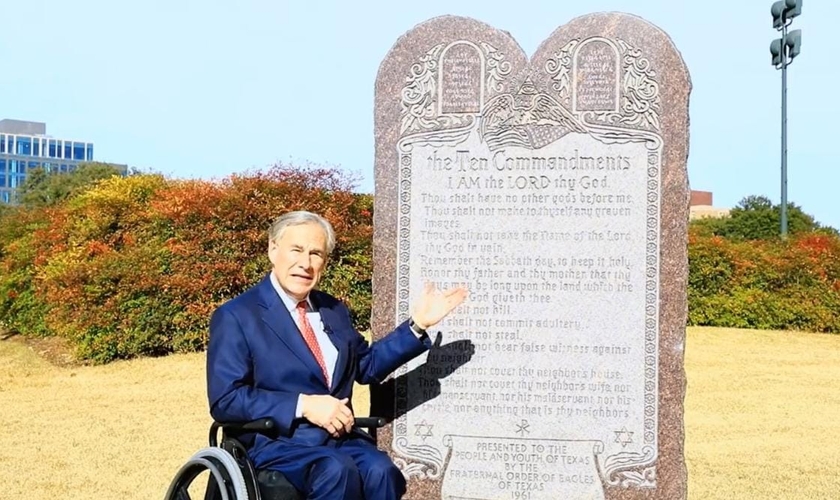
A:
[{"left": 372, "top": 13, "right": 690, "bottom": 500}]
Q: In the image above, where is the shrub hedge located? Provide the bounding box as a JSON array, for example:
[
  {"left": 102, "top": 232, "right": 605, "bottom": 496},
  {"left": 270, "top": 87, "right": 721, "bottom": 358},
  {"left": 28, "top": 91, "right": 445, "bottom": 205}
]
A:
[
  {"left": 1, "top": 165, "right": 838, "bottom": 363},
  {"left": 688, "top": 228, "right": 840, "bottom": 333},
  {"left": 0, "top": 164, "right": 373, "bottom": 363}
]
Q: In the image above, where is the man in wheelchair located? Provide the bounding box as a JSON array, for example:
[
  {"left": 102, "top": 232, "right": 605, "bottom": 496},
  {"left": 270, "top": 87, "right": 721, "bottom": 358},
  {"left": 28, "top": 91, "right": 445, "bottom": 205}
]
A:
[{"left": 204, "top": 211, "right": 467, "bottom": 500}]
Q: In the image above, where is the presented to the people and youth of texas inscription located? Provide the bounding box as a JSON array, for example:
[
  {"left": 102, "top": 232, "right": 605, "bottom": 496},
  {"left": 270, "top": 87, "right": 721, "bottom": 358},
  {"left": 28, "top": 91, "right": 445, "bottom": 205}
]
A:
[{"left": 372, "top": 13, "right": 690, "bottom": 500}]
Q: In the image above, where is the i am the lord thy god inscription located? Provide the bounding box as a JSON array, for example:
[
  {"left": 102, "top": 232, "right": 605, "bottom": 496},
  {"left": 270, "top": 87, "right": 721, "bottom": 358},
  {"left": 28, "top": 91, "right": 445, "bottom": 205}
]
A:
[{"left": 372, "top": 13, "right": 690, "bottom": 500}]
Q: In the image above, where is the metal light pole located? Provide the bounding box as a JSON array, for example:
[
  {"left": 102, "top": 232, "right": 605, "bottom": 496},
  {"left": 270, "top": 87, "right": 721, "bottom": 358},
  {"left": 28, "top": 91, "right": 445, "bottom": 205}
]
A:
[{"left": 770, "top": 0, "right": 802, "bottom": 238}]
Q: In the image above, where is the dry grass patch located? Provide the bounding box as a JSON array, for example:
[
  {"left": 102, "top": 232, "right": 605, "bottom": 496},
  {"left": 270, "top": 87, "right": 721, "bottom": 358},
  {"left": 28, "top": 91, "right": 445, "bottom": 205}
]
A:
[
  {"left": 1, "top": 327, "right": 838, "bottom": 499},
  {"left": 1, "top": 341, "right": 207, "bottom": 498},
  {"left": 685, "top": 327, "right": 840, "bottom": 499},
  {"left": 0, "top": 337, "right": 370, "bottom": 500}
]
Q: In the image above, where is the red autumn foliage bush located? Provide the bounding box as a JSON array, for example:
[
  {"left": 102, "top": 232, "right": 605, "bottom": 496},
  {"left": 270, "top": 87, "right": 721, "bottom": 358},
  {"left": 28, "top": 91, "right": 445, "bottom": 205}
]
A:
[
  {"left": 149, "top": 166, "right": 373, "bottom": 355},
  {"left": 0, "top": 205, "right": 54, "bottom": 338},
  {"left": 0, "top": 163, "right": 373, "bottom": 363},
  {"left": 688, "top": 227, "right": 840, "bottom": 333}
]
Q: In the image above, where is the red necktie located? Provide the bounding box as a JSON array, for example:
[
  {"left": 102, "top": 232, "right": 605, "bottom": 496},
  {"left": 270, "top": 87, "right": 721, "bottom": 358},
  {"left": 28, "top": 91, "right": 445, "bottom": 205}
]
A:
[{"left": 296, "top": 301, "right": 330, "bottom": 384}]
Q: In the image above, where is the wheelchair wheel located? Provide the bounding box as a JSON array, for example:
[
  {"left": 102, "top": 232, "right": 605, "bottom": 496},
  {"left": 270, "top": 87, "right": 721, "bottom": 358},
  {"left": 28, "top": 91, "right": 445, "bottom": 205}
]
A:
[{"left": 164, "top": 447, "right": 250, "bottom": 500}]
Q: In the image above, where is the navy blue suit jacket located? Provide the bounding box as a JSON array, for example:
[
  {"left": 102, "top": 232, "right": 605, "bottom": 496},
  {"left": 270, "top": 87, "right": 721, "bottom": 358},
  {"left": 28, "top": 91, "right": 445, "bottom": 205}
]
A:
[{"left": 206, "top": 273, "right": 430, "bottom": 462}]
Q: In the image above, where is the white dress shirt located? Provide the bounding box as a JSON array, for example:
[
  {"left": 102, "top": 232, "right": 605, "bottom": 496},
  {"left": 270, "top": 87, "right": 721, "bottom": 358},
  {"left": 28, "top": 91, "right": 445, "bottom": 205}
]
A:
[
  {"left": 268, "top": 272, "right": 427, "bottom": 420},
  {"left": 269, "top": 273, "right": 339, "bottom": 418}
]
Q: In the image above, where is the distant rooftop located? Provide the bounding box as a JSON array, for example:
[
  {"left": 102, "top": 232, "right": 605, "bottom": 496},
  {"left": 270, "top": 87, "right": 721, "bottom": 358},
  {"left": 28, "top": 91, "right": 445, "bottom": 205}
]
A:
[
  {"left": 689, "top": 190, "right": 730, "bottom": 220},
  {"left": 0, "top": 119, "right": 47, "bottom": 136}
]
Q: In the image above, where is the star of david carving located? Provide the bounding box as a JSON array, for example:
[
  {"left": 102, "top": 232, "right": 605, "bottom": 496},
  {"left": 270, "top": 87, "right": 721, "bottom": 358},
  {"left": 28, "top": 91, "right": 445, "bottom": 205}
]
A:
[
  {"left": 515, "top": 419, "right": 530, "bottom": 436},
  {"left": 614, "top": 427, "right": 634, "bottom": 448},
  {"left": 414, "top": 420, "right": 434, "bottom": 442}
]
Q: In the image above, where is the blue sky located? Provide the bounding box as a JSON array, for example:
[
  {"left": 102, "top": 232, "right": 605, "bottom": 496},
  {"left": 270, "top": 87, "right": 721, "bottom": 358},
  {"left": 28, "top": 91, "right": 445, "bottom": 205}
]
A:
[{"left": 2, "top": 0, "right": 837, "bottom": 229}]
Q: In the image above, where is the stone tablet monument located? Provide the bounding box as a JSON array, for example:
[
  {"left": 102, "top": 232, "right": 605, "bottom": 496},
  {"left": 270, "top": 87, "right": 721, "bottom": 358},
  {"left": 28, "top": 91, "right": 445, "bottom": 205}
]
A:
[{"left": 371, "top": 12, "right": 690, "bottom": 500}]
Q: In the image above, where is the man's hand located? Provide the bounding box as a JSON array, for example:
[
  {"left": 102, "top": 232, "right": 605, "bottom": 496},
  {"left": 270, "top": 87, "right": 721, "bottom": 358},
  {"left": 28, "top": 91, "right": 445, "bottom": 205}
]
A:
[
  {"left": 301, "top": 395, "right": 354, "bottom": 437},
  {"left": 411, "top": 282, "right": 469, "bottom": 330}
]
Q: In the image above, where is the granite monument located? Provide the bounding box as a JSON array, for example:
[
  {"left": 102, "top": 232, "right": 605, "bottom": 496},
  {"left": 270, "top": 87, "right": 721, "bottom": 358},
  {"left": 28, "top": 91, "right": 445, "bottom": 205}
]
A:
[{"left": 371, "top": 12, "right": 690, "bottom": 500}]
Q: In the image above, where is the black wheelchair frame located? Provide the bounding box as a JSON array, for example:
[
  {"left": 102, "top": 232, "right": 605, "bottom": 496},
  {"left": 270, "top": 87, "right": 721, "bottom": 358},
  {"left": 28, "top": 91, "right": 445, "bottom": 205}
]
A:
[{"left": 164, "top": 417, "right": 386, "bottom": 500}]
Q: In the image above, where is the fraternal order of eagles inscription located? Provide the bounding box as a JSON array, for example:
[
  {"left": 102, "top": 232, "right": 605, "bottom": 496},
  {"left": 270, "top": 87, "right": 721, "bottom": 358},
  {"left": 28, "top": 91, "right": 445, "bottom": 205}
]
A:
[{"left": 372, "top": 13, "right": 690, "bottom": 500}]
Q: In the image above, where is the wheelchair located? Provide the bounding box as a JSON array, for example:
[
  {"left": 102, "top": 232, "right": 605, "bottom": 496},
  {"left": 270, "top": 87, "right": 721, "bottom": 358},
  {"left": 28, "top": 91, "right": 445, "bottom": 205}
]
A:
[{"left": 164, "top": 416, "right": 386, "bottom": 500}]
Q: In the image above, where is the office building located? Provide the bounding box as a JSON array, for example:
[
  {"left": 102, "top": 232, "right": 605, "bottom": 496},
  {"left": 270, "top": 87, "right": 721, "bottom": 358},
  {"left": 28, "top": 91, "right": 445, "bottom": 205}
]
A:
[{"left": 0, "top": 119, "right": 100, "bottom": 204}]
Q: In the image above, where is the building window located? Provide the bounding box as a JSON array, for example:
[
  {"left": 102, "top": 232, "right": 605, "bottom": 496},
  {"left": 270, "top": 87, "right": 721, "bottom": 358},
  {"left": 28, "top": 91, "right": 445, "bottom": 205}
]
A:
[
  {"left": 63, "top": 142, "right": 72, "bottom": 160},
  {"left": 0, "top": 191, "right": 10, "bottom": 204},
  {"left": 0, "top": 159, "right": 5, "bottom": 175},
  {"left": 10, "top": 160, "right": 24, "bottom": 174},
  {"left": 86, "top": 144, "right": 93, "bottom": 161},
  {"left": 16, "top": 136, "right": 32, "bottom": 156},
  {"left": 33, "top": 138, "right": 41, "bottom": 156},
  {"left": 49, "top": 140, "right": 58, "bottom": 158},
  {"left": 73, "top": 142, "right": 85, "bottom": 161},
  {"left": 0, "top": 135, "right": 4, "bottom": 154}
]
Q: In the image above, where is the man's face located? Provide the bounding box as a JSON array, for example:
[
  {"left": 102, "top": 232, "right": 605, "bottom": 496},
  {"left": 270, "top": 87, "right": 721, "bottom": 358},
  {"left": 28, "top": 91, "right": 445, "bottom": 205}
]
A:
[{"left": 268, "top": 222, "right": 329, "bottom": 302}]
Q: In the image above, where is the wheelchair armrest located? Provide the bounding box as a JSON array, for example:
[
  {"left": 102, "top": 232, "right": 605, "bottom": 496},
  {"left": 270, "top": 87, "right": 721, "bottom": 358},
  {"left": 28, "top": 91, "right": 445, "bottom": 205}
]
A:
[
  {"left": 209, "top": 418, "right": 276, "bottom": 447},
  {"left": 220, "top": 418, "right": 276, "bottom": 433},
  {"left": 355, "top": 417, "right": 387, "bottom": 429}
]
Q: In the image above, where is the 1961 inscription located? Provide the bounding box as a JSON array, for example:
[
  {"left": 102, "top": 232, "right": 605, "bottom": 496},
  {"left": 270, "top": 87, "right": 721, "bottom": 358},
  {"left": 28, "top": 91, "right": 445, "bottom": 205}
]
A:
[{"left": 442, "top": 437, "right": 601, "bottom": 498}]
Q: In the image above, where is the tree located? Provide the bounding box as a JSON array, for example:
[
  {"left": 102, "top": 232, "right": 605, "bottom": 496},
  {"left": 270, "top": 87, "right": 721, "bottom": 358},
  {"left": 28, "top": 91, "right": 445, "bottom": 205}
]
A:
[
  {"left": 691, "top": 195, "right": 838, "bottom": 240},
  {"left": 18, "top": 162, "right": 125, "bottom": 208}
]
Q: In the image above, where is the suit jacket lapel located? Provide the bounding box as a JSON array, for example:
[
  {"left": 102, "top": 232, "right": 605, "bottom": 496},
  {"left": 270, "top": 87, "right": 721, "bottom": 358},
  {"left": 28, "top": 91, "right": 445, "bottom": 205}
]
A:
[{"left": 257, "top": 275, "right": 329, "bottom": 390}]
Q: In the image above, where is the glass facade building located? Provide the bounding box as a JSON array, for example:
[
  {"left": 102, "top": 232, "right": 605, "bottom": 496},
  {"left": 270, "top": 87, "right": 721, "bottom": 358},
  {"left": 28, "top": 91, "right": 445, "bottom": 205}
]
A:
[{"left": 0, "top": 119, "right": 97, "bottom": 204}]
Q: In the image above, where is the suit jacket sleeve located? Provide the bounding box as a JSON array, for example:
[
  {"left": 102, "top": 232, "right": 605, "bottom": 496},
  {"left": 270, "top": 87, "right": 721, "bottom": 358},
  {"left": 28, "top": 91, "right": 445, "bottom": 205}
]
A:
[
  {"left": 206, "top": 306, "right": 298, "bottom": 436},
  {"left": 340, "top": 303, "right": 433, "bottom": 385}
]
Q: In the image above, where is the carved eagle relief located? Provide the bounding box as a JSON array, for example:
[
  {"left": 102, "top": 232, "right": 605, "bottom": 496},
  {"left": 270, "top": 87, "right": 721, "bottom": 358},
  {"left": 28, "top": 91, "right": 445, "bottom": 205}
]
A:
[{"left": 478, "top": 85, "right": 587, "bottom": 151}]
